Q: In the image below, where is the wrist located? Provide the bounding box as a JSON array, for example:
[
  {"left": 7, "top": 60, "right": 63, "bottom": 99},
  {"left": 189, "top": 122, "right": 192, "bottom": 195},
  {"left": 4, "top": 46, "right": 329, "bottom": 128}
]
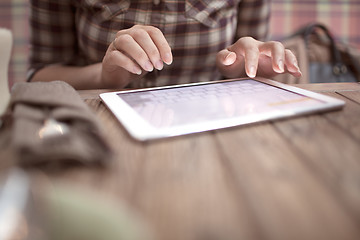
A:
[{"left": 91, "top": 63, "right": 104, "bottom": 89}]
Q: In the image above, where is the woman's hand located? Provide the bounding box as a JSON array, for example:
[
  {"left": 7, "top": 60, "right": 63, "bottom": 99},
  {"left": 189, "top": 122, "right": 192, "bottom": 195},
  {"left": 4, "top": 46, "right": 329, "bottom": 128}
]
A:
[
  {"left": 216, "top": 37, "right": 302, "bottom": 79},
  {"left": 101, "top": 25, "right": 173, "bottom": 88}
]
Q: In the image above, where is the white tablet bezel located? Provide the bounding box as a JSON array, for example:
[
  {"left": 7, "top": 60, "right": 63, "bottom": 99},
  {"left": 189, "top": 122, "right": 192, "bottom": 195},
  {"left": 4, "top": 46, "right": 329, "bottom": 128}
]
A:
[{"left": 100, "top": 77, "right": 345, "bottom": 141}]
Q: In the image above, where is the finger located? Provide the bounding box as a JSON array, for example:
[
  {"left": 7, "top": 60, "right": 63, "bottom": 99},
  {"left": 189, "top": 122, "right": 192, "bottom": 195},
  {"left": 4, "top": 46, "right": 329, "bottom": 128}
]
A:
[
  {"left": 243, "top": 46, "right": 259, "bottom": 78},
  {"left": 131, "top": 28, "right": 164, "bottom": 70},
  {"left": 146, "top": 26, "right": 173, "bottom": 65},
  {"left": 230, "top": 37, "right": 260, "bottom": 78},
  {"left": 225, "top": 37, "right": 264, "bottom": 78},
  {"left": 107, "top": 43, "right": 142, "bottom": 75},
  {"left": 259, "top": 41, "right": 285, "bottom": 73},
  {"left": 114, "top": 34, "right": 154, "bottom": 72},
  {"left": 285, "top": 49, "right": 302, "bottom": 77},
  {"left": 228, "top": 37, "right": 260, "bottom": 78}
]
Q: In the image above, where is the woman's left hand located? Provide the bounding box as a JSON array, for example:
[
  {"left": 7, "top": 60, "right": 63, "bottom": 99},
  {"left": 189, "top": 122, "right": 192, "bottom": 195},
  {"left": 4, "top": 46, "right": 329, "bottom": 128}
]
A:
[{"left": 216, "top": 37, "right": 302, "bottom": 79}]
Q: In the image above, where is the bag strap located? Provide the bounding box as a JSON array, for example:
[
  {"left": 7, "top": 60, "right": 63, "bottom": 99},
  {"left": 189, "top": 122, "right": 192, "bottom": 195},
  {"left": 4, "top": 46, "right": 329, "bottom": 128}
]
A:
[{"left": 294, "top": 23, "right": 348, "bottom": 75}]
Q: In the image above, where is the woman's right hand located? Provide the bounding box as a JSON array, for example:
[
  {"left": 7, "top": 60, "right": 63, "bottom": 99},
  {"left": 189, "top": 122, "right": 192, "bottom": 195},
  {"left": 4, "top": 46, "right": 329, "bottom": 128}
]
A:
[{"left": 101, "top": 25, "right": 173, "bottom": 88}]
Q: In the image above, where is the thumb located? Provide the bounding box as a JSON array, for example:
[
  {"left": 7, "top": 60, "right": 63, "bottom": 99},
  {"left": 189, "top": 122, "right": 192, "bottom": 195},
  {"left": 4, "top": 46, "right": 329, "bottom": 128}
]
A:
[{"left": 217, "top": 49, "right": 237, "bottom": 66}]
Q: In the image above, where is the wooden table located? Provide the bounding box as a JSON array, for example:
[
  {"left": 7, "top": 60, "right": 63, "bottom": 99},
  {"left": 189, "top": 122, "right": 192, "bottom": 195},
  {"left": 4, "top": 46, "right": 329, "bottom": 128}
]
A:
[{"left": 55, "top": 83, "right": 360, "bottom": 240}]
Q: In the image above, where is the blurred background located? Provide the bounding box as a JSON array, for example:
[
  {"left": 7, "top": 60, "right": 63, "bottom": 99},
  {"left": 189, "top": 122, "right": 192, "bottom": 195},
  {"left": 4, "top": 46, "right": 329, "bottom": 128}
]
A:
[{"left": 1, "top": 0, "right": 360, "bottom": 88}]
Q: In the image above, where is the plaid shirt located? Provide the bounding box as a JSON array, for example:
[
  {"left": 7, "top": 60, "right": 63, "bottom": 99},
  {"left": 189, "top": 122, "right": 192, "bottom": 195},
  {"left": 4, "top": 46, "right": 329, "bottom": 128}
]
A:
[{"left": 29, "top": 0, "right": 270, "bottom": 88}]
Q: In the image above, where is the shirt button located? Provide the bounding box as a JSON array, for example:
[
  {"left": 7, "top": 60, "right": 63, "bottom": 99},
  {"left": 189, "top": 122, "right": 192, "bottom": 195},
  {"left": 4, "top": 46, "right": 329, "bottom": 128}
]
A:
[{"left": 154, "top": 0, "right": 160, "bottom": 5}]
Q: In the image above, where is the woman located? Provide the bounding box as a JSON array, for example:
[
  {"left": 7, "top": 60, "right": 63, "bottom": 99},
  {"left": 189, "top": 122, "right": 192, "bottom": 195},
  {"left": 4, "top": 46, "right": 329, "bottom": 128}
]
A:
[{"left": 28, "top": 0, "right": 301, "bottom": 89}]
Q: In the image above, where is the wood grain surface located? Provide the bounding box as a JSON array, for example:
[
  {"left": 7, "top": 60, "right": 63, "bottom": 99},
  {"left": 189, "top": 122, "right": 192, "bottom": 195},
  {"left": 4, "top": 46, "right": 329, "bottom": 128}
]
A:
[{"left": 55, "top": 83, "right": 360, "bottom": 240}]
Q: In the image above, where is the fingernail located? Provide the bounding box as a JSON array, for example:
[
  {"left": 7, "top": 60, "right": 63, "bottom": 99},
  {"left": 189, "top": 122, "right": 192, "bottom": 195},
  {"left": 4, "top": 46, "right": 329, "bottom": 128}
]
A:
[
  {"left": 248, "top": 66, "right": 256, "bottom": 78},
  {"left": 144, "top": 61, "right": 154, "bottom": 72},
  {"left": 297, "top": 69, "right": 302, "bottom": 76},
  {"left": 164, "top": 53, "right": 173, "bottom": 65},
  {"left": 154, "top": 60, "right": 163, "bottom": 70},
  {"left": 133, "top": 66, "right": 142, "bottom": 75},
  {"left": 293, "top": 61, "right": 300, "bottom": 71},
  {"left": 224, "top": 52, "right": 235, "bottom": 65},
  {"left": 289, "top": 66, "right": 302, "bottom": 77},
  {"left": 278, "top": 59, "right": 284, "bottom": 72}
]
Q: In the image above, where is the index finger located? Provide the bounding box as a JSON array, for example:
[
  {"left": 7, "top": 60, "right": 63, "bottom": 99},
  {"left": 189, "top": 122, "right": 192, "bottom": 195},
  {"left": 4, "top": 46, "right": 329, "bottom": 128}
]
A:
[
  {"left": 229, "top": 37, "right": 261, "bottom": 78},
  {"left": 243, "top": 46, "right": 260, "bottom": 78}
]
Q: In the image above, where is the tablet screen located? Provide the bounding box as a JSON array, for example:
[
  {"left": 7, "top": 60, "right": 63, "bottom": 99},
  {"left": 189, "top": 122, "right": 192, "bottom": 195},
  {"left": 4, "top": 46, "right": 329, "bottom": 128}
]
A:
[{"left": 118, "top": 79, "right": 323, "bottom": 128}]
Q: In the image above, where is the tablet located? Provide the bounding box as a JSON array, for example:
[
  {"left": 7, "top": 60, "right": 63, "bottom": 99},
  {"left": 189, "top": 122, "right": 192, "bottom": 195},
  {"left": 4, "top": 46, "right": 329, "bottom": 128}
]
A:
[{"left": 100, "top": 77, "right": 345, "bottom": 141}]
